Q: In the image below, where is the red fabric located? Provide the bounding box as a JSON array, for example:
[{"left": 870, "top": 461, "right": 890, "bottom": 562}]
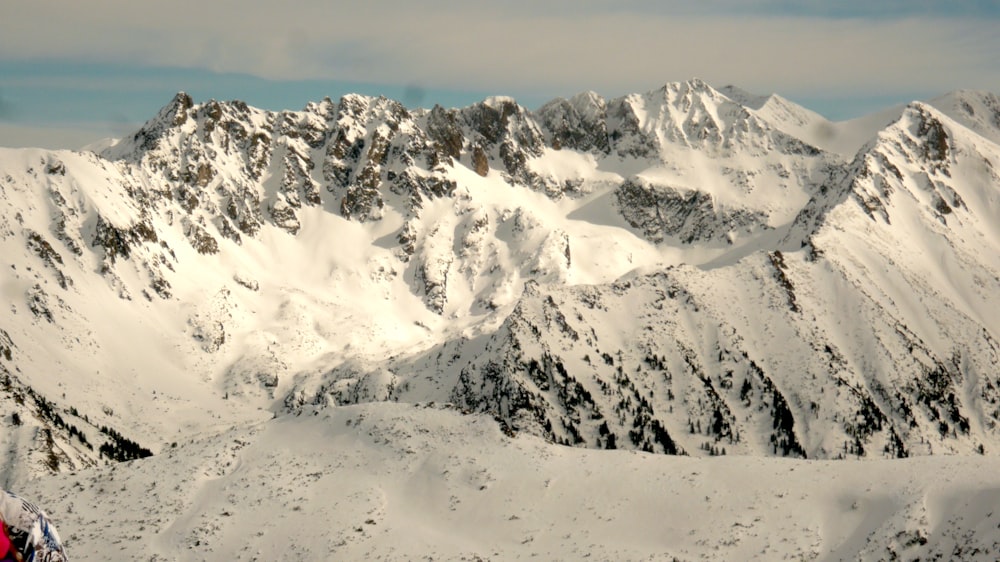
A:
[{"left": 0, "top": 519, "right": 13, "bottom": 561}]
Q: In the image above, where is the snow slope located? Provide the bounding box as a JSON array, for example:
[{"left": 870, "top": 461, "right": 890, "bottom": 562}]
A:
[
  {"left": 930, "top": 90, "right": 1000, "bottom": 147},
  {"left": 720, "top": 84, "right": 901, "bottom": 159},
  {"left": 17, "top": 403, "right": 1000, "bottom": 561}
]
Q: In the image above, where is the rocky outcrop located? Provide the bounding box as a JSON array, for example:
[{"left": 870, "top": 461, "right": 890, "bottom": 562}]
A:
[
  {"left": 615, "top": 178, "right": 770, "bottom": 244},
  {"left": 459, "top": 97, "right": 546, "bottom": 186},
  {"left": 92, "top": 215, "right": 158, "bottom": 264},
  {"left": 537, "top": 91, "right": 611, "bottom": 153}
]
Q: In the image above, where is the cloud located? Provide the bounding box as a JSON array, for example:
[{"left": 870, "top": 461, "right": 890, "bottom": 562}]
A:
[
  {"left": 286, "top": 12, "right": 997, "bottom": 100},
  {"left": 2, "top": 2, "right": 999, "bottom": 105},
  {"left": 602, "top": 0, "right": 1000, "bottom": 19},
  {"left": 0, "top": 122, "right": 116, "bottom": 150},
  {"left": 0, "top": 90, "right": 12, "bottom": 120}
]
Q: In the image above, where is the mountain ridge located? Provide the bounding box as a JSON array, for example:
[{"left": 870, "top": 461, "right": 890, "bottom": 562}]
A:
[{"left": 1, "top": 81, "right": 1000, "bottom": 485}]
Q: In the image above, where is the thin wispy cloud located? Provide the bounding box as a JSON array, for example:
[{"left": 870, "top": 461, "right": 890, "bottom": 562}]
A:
[
  {"left": 604, "top": 0, "right": 1000, "bottom": 18},
  {"left": 4, "top": 2, "right": 998, "bottom": 97},
  {"left": 1, "top": 1, "right": 998, "bottom": 147}
]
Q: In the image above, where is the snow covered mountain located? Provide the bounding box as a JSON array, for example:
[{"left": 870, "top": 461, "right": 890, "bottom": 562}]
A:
[
  {"left": 436, "top": 101, "right": 1000, "bottom": 461},
  {"left": 3, "top": 79, "right": 1000, "bottom": 559}
]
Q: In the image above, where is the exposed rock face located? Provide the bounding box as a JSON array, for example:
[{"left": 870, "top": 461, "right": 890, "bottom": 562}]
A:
[
  {"left": 537, "top": 91, "right": 611, "bottom": 153},
  {"left": 92, "top": 215, "right": 158, "bottom": 264},
  {"left": 26, "top": 229, "right": 72, "bottom": 288},
  {"left": 424, "top": 105, "right": 463, "bottom": 162},
  {"left": 0, "top": 329, "right": 13, "bottom": 361},
  {"left": 182, "top": 219, "right": 219, "bottom": 255},
  {"left": 615, "top": 178, "right": 771, "bottom": 244},
  {"left": 472, "top": 145, "right": 489, "bottom": 177},
  {"left": 460, "top": 97, "right": 546, "bottom": 186}
]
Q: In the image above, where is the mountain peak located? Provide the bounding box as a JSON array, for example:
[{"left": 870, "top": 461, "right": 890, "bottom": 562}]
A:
[
  {"left": 481, "top": 95, "right": 519, "bottom": 109},
  {"left": 892, "top": 101, "right": 953, "bottom": 160},
  {"left": 568, "top": 90, "right": 607, "bottom": 113},
  {"left": 927, "top": 89, "right": 1000, "bottom": 146},
  {"left": 651, "top": 79, "right": 729, "bottom": 109},
  {"left": 668, "top": 77, "right": 714, "bottom": 92},
  {"left": 718, "top": 84, "right": 771, "bottom": 110},
  {"left": 169, "top": 90, "right": 194, "bottom": 112}
]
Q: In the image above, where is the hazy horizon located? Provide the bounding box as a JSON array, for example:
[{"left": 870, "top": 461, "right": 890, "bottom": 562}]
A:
[{"left": 2, "top": 1, "right": 999, "bottom": 149}]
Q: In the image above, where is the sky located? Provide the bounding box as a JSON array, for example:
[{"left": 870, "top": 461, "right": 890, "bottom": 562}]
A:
[{"left": 1, "top": 0, "right": 999, "bottom": 149}]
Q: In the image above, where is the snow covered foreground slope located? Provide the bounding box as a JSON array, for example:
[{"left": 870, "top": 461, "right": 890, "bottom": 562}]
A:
[
  {"left": 2, "top": 80, "right": 1000, "bottom": 557},
  {"left": 19, "top": 403, "right": 1000, "bottom": 561}
]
